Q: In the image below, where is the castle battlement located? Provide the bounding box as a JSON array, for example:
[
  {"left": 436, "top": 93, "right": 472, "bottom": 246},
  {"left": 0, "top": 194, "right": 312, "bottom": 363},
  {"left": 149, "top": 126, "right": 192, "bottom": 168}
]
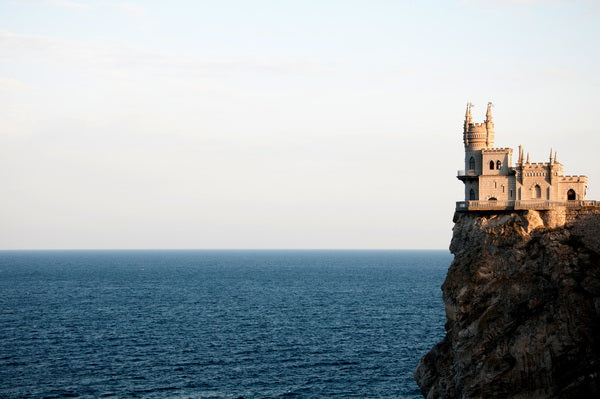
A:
[
  {"left": 482, "top": 148, "right": 512, "bottom": 153},
  {"left": 521, "top": 163, "right": 550, "bottom": 167},
  {"left": 560, "top": 176, "right": 588, "bottom": 182},
  {"left": 457, "top": 102, "right": 590, "bottom": 211}
]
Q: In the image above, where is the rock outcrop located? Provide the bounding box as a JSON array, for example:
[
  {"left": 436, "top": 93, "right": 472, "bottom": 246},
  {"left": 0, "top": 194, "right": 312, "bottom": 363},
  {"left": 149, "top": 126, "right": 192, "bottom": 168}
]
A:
[{"left": 415, "top": 208, "right": 600, "bottom": 399}]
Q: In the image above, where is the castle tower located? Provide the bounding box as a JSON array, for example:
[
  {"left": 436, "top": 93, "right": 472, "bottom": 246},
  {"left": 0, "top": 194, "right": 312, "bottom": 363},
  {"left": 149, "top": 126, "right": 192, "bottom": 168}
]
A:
[{"left": 463, "top": 102, "right": 494, "bottom": 174}]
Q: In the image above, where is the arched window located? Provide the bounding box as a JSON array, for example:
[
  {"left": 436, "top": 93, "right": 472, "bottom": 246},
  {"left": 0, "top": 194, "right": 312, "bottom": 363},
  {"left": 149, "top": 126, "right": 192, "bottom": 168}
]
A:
[
  {"left": 489, "top": 160, "right": 495, "bottom": 170},
  {"left": 469, "top": 157, "right": 475, "bottom": 170},
  {"left": 567, "top": 189, "right": 576, "bottom": 200},
  {"left": 496, "top": 160, "right": 501, "bottom": 170},
  {"left": 469, "top": 189, "right": 476, "bottom": 200},
  {"left": 534, "top": 184, "right": 542, "bottom": 198},
  {"left": 489, "top": 197, "right": 497, "bottom": 201}
]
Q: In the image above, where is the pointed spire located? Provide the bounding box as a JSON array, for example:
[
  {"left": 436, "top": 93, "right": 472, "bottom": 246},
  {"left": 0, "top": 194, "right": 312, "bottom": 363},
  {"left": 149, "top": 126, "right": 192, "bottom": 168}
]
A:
[
  {"left": 518, "top": 145, "right": 523, "bottom": 163},
  {"left": 485, "top": 101, "right": 493, "bottom": 123},
  {"left": 549, "top": 148, "right": 554, "bottom": 164},
  {"left": 526, "top": 152, "right": 530, "bottom": 163},
  {"left": 554, "top": 151, "right": 558, "bottom": 163},
  {"left": 464, "top": 102, "right": 473, "bottom": 132}
]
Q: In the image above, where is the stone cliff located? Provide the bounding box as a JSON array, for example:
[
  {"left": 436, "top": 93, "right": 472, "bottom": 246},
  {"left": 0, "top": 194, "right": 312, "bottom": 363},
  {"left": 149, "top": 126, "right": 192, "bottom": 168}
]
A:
[{"left": 415, "top": 208, "right": 600, "bottom": 399}]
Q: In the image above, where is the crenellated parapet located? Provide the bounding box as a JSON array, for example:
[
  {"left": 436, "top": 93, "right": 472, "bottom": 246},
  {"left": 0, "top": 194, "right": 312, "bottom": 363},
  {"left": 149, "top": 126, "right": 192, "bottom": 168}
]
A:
[{"left": 560, "top": 175, "right": 588, "bottom": 183}]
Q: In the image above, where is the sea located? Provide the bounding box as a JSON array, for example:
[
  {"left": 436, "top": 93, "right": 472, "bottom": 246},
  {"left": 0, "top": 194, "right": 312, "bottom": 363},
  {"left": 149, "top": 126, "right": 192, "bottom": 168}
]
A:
[{"left": 0, "top": 250, "right": 450, "bottom": 399}]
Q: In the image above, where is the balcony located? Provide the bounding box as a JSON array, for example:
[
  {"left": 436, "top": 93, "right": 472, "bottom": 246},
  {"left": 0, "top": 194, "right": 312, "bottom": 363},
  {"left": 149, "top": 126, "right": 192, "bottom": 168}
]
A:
[{"left": 457, "top": 169, "right": 478, "bottom": 180}]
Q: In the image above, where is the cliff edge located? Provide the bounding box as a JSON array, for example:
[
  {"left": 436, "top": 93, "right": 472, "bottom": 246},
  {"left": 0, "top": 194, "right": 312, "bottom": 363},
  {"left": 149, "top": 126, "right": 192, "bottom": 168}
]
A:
[{"left": 415, "top": 208, "right": 600, "bottom": 399}]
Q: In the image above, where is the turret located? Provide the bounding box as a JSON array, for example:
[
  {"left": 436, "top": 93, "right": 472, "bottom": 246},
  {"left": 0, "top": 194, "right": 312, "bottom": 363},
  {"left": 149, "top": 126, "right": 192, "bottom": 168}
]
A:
[
  {"left": 463, "top": 102, "right": 473, "bottom": 146},
  {"left": 463, "top": 102, "right": 495, "bottom": 151}
]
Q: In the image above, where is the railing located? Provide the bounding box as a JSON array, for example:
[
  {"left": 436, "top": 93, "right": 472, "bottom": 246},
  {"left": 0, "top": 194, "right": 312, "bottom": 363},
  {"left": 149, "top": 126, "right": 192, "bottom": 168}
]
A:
[
  {"left": 456, "top": 200, "right": 512, "bottom": 210},
  {"left": 457, "top": 169, "right": 477, "bottom": 177},
  {"left": 456, "top": 200, "right": 600, "bottom": 211}
]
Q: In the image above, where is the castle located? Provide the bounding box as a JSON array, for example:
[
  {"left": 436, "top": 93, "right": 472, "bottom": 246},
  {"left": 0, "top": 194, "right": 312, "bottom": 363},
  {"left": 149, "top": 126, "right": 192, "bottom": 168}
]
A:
[{"left": 457, "top": 102, "right": 592, "bottom": 211}]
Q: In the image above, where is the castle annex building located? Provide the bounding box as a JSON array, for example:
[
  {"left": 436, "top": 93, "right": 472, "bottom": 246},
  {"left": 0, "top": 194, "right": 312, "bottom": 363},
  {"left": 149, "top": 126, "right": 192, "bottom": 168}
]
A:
[{"left": 457, "top": 102, "right": 595, "bottom": 211}]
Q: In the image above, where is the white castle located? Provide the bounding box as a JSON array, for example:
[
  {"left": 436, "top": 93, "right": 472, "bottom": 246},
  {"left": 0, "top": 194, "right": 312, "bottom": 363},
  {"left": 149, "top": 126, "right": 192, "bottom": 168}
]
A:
[{"left": 457, "top": 102, "right": 592, "bottom": 211}]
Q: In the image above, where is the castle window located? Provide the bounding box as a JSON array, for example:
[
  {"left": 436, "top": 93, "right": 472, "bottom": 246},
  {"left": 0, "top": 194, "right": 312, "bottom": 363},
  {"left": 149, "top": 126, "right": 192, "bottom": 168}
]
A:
[
  {"left": 494, "top": 181, "right": 497, "bottom": 189},
  {"left": 469, "top": 189, "right": 476, "bottom": 200},
  {"left": 567, "top": 189, "right": 576, "bottom": 201},
  {"left": 502, "top": 185, "right": 505, "bottom": 193},
  {"left": 469, "top": 157, "right": 475, "bottom": 170},
  {"left": 489, "top": 160, "right": 495, "bottom": 170},
  {"left": 496, "top": 160, "right": 501, "bottom": 169},
  {"left": 510, "top": 189, "right": 513, "bottom": 198},
  {"left": 534, "top": 184, "right": 542, "bottom": 198}
]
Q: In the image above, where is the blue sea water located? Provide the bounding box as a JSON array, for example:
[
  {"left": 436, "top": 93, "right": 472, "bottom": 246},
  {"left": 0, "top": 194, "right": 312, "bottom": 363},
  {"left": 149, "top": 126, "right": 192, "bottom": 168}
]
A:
[{"left": 0, "top": 250, "right": 450, "bottom": 399}]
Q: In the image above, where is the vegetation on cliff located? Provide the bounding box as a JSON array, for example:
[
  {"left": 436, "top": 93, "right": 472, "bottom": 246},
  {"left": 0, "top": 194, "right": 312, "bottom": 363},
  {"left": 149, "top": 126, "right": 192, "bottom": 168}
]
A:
[{"left": 415, "top": 209, "right": 600, "bottom": 399}]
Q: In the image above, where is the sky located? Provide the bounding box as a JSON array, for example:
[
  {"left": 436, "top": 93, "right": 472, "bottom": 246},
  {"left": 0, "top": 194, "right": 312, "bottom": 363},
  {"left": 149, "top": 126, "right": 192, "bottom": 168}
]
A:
[{"left": 1, "top": 0, "right": 599, "bottom": 249}]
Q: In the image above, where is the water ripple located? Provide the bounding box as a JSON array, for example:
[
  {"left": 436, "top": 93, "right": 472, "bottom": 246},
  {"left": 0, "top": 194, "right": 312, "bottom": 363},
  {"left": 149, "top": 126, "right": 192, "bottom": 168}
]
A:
[{"left": 0, "top": 250, "right": 449, "bottom": 398}]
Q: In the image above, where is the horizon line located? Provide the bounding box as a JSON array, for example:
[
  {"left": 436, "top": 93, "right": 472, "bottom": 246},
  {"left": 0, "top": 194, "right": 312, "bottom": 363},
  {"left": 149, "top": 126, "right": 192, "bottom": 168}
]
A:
[{"left": 0, "top": 248, "right": 450, "bottom": 251}]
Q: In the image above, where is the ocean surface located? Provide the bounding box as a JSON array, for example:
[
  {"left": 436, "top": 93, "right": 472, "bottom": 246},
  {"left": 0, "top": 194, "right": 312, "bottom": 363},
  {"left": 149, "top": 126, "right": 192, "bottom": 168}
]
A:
[{"left": 0, "top": 250, "right": 450, "bottom": 399}]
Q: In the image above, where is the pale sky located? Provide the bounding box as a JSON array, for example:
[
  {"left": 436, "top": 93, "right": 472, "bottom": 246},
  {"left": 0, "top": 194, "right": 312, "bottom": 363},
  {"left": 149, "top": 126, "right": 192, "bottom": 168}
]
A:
[{"left": 1, "top": 0, "right": 599, "bottom": 249}]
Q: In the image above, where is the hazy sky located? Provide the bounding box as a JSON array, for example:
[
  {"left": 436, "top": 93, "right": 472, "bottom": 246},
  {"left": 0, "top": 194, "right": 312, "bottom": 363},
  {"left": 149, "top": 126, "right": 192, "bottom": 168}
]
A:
[{"left": 1, "top": 0, "right": 599, "bottom": 249}]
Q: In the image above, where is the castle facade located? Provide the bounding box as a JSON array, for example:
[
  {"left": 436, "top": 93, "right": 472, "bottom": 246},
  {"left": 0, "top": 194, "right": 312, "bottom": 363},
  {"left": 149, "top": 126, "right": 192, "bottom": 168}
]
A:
[{"left": 457, "top": 102, "right": 589, "bottom": 211}]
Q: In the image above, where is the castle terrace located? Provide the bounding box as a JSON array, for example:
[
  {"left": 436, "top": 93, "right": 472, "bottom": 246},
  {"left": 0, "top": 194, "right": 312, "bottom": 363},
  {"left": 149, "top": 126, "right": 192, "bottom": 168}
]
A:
[{"left": 456, "top": 200, "right": 600, "bottom": 212}]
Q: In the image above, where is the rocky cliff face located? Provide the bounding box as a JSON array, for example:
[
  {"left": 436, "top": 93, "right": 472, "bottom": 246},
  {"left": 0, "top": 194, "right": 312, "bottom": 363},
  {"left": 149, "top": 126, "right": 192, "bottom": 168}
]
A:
[{"left": 415, "top": 209, "right": 600, "bottom": 399}]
